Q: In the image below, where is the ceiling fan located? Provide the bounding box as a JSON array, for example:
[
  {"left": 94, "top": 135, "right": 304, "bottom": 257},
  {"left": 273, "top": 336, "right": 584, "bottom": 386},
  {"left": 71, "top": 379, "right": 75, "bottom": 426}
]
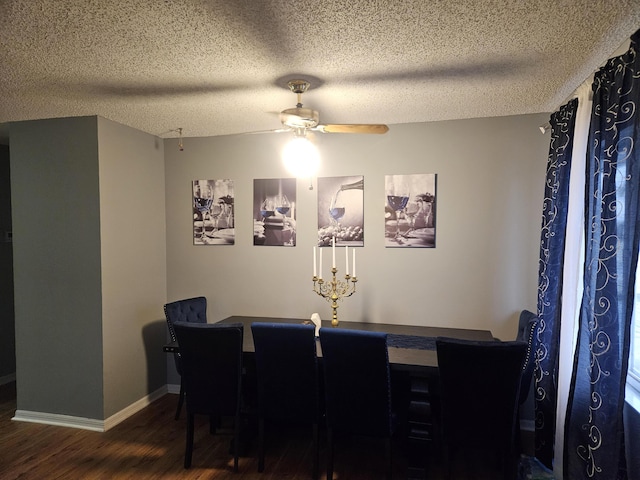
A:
[{"left": 276, "top": 79, "right": 389, "bottom": 136}]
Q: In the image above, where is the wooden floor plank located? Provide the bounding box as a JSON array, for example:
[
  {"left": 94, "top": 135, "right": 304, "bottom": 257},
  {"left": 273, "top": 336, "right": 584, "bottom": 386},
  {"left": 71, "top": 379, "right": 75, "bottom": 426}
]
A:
[
  {"left": 0, "top": 382, "right": 532, "bottom": 479},
  {"left": 0, "top": 383, "right": 408, "bottom": 479}
]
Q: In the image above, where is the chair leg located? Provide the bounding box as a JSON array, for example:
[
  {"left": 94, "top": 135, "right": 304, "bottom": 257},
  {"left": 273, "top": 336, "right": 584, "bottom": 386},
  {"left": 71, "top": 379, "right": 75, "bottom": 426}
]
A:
[
  {"left": 184, "top": 413, "right": 194, "bottom": 469},
  {"left": 175, "top": 377, "right": 185, "bottom": 420},
  {"left": 326, "top": 427, "right": 334, "bottom": 480},
  {"left": 258, "top": 418, "right": 265, "bottom": 472},
  {"left": 385, "top": 437, "right": 392, "bottom": 480},
  {"left": 312, "top": 422, "right": 319, "bottom": 480},
  {"left": 209, "top": 415, "right": 219, "bottom": 434},
  {"left": 233, "top": 412, "right": 240, "bottom": 472},
  {"left": 442, "top": 444, "right": 451, "bottom": 480}
]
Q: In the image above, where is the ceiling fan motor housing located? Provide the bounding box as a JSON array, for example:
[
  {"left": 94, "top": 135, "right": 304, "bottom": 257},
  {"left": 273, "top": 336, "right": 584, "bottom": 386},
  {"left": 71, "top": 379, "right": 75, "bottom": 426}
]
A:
[{"left": 280, "top": 107, "right": 320, "bottom": 129}]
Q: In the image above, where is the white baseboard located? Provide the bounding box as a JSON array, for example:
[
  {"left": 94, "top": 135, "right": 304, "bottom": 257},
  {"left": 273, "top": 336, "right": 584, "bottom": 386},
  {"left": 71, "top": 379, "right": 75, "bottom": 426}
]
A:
[
  {"left": 0, "top": 372, "right": 16, "bottom": 386},
  {"left": 13, "top": 385, "right": 169, "bottom": 432},
  {"left": 167, "top": 383, "right": 180, "bottom": 395},
  {"left": 13, "top": 409, "right": 105, "bottom": 431},
  {"left": 103, "top": 385, "right": 168, "bottom": 431}
]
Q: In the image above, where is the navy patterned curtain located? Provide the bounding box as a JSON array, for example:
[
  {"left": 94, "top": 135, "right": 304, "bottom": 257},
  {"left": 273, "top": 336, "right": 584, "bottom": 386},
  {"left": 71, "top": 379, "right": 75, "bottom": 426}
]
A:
[
  {"left": 564, "top": 31, "right": 640, "bottom": 480},
  {"left": 535, "top": 98, "right": 579, "bottom": 469}
]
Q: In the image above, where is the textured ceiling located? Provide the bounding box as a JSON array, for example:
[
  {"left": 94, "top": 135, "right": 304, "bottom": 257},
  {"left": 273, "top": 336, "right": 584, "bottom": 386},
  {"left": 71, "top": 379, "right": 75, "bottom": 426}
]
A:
[{"left": 1, "top": 0, "right": 639, "bottom": 141}]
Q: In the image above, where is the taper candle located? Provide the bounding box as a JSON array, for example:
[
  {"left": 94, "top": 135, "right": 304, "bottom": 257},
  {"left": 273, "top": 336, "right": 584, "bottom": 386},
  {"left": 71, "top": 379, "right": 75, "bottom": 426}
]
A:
[
  {"left": 332, "top": 236, "right": 336, "bottom": 268},
  {"left": 353, "top": 249, "right": 356, "bottom": 277},
  {"left": 313, "top": 247, "right": 317, "bottom": 277},
  {"left": 319, "top": 248, "right": 323, "bottom": 280},
  {"left": 345, "top": 245, "right": 349, "bottom": 275}
]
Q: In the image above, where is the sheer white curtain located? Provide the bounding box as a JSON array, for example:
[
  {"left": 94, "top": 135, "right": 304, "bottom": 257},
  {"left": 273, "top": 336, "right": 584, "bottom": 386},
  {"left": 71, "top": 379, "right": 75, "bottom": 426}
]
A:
[{"left": 553, "top": 77, "right": 591, "bottom": 478}]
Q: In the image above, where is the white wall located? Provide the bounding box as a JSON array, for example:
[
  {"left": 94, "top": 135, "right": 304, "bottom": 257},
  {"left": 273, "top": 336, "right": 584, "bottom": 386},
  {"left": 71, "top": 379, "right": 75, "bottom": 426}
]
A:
[
  {"left": 164, "top": 114, "right": 549, "bottom": 368},
  {"left": 98, "top": 117, "right": 167, "bottom": 418}
]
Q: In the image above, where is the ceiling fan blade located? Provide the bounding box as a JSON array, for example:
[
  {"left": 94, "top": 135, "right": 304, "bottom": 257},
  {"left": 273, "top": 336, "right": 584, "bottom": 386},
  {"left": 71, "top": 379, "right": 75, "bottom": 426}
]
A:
[
  {"left": 316, "top": 124, "right": 389, "bottom": 134},
  {"left": 241, "top": 127, "right": 293, "bottom": 135}
]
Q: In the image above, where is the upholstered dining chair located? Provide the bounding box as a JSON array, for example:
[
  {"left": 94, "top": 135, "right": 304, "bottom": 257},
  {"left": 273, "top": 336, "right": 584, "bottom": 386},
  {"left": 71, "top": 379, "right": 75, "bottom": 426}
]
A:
[
  {"left": 515, "top": 309, "right": 539, "bottom": 453},
  {"left": 251, "top": 322, "right": 320, "bottom": 478},
  {"left": 516, "top": 309, "right": 539, "bottom": 405},
  {"left": 163, "top": 296, "right": 207, "bottom": 420},
  {"left": 319, "top": 328, "right": 395, "bottom": 480},
  {"left": 436, "top": 337, "right": 527, "bottom": 480},
  {"left": 173, "top": 321, "right": 244, "bottom": 471}
]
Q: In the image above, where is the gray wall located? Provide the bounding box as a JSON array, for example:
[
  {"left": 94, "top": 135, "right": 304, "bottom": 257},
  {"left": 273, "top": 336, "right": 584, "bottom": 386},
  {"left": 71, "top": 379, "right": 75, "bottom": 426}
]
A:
[
  {"left": 10, "top": 116, "right": 167, "bottom": 421},
  {"left": 164, "top": 113, "right": 549, "bottom": 384},
  {"left": 9, "top": 111, "right": 548, "bottom": 421},
  {"left": 0, "top": 144, "right": 15, "bottom": 380},
  {"left": 11, "top": 117, "right": 104, "bottom": 418}
]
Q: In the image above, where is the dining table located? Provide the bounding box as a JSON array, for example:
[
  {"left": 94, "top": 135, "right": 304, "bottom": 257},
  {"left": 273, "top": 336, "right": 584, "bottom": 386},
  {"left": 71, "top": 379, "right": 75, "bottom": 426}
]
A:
[{"left": 163, "top": 315, "right": 495, "bottom": 480}]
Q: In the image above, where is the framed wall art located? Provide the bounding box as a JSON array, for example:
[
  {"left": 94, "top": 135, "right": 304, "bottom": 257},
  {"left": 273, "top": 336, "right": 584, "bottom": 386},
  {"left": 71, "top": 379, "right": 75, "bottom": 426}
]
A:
[
  {"left": 253, "top": 178, "right": 297, "bottom": 246},
  {"left": 192, "top": 179, "right": 235, "bottom": 245},
  {"left": 384, "top": 173, "right": 436, "bottom": 248},
  {"left": 317, "top": 175, "right": 364, "bottom": 247}
]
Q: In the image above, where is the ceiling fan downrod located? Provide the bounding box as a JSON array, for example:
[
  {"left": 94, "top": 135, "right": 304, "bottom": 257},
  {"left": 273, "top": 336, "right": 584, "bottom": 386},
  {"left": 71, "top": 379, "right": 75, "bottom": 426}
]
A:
[{"left": 288, "top": 79, "right": 310, "bottom": 108}]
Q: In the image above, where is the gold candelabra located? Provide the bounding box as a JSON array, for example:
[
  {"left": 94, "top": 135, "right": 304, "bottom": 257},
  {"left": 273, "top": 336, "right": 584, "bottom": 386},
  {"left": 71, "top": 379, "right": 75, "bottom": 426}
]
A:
[{"left": 312, "top": 267, "right": 357, "bottom": 327}]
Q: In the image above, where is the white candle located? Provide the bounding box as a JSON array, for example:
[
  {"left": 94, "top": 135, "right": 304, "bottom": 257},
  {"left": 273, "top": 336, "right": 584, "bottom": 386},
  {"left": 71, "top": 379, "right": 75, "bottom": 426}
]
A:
[
  {"left": 345, "top": 245, "right": 349, "bottom": 275},
  {"left": 319, "top": 248, "right": 323, "bottom": 280},
  {"left": 313, "top": 247, "right": 317, "bottom": 277},
  {"left": 332, "top": 237, "right": 336, "bottom": 268},
  {"left": 353, "top": 249, "right": 356, "bottom": 277}
]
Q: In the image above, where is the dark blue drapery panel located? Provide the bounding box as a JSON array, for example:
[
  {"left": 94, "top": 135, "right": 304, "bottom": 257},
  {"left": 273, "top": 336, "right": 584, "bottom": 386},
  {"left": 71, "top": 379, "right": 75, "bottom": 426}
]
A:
[
  {"left": 535, "top": 98, "right": 579, "bottom": 469},
  {"left": 564, "top": 31, "right": 640, "bottom": 480}
]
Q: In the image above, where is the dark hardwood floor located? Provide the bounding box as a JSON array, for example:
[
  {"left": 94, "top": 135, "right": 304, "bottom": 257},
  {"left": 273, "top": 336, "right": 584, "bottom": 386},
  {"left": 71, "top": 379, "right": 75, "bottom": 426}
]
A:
[{"left": 0, "top": 382, "right": 533, "bottom": 479}]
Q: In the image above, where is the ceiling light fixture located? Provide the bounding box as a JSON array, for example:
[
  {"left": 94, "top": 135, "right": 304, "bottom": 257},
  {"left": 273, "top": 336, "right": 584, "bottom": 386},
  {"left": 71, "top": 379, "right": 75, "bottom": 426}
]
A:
[
  {"left": 282, "top": 130, "right": 320, "bottom": 180},
  {"left": 177, "top": 128, "right": 184, "bottom": 151},
  {"left": 164, "top": 128, "right": 184, "bottom": 150}
]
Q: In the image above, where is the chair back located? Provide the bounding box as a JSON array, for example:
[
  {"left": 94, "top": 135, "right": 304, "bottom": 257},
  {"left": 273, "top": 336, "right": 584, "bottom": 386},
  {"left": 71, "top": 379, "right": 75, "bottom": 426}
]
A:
[
  {"left": 319, "top": 328, "right": 392, "bottom": 437},
  {"left": 436, "top": 337, "right": 527, "bottom": 449},
  {"left": 173, "top": 321, "right": 243, "bottom": 416},
  {"left": 164, "top": 296, "right": 207, "bottom": 342},
  {"left": 251, "top": 322, "right": 319, "bottom": 423},
  {"left": 516, "top": 309, "right": 539, "bottom": 404}
]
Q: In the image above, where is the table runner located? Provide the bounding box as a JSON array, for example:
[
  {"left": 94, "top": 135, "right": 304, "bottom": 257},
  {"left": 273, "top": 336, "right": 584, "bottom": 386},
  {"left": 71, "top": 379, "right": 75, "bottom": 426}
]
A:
[{"left": 387, "top": 334, "right": 436, "bottom": 351}]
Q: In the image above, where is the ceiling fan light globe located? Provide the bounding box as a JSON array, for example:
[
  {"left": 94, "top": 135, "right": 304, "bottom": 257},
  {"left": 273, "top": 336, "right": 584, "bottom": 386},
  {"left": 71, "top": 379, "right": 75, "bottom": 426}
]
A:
[{"left": 282, "top": 136, "right": 320, "bottom": 178}]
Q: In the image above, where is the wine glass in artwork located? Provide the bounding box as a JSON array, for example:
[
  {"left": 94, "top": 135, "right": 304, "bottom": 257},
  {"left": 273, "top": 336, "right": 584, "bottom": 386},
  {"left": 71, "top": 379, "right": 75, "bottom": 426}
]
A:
[
  {"left": 386, "top": 177, "right": 410, "bottom": 239},
  {"left": 275, "top": 194, "right": 290, "bottom": 219},
  {"left": 208, "top": 202, "right": 224, "bottom": 235},
  {"left": 193, "top": 181, "right": 213, "bottom": 240},
  {"left": 217, "top": 192, "right": 234, "bottom": 229},
  {"left": 417, "top": 193, "right": 434, "bottom": 228},
  {"left": 276, "top": 194, "right": 295, "bottom": 245},
  {"left": 404, "top": 198, "right": 422, "bottom": 236},
  {"left": 275, "top": 194, "right": 292, "bottom": 245},
  {"left": 225, "top": 200, "right": 234, "bottom": 228},
  {"left": 329, "top": 188, "right": 346, "bottom": 228},
  {"left": 260, "top": 197, "right": 275, "bottom": 224}
]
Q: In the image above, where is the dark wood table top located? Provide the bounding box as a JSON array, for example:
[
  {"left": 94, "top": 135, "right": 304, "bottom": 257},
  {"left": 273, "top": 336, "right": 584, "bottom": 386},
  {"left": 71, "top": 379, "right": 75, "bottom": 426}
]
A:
[{"left": 165, "top": 315, "right": 495, "bottom": 373}]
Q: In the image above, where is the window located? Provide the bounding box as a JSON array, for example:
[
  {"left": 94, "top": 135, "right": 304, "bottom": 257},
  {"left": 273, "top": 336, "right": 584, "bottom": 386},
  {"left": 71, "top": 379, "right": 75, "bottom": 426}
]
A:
[{"left": 626, "top": 259, "right": 640, "bottom": 412}]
